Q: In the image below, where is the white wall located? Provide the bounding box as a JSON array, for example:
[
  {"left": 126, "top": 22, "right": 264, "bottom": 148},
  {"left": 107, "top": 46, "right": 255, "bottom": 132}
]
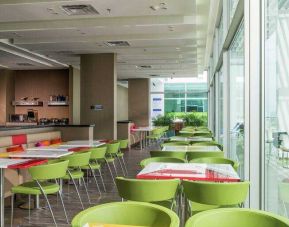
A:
[{"left": 117, "top": 85, "right": 128, "bottom": 121}]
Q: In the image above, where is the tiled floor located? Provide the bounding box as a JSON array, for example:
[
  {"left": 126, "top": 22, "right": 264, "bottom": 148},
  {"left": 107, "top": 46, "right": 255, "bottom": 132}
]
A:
[{"left": 5, "top": 145, "right": 153, "bottom": 226}]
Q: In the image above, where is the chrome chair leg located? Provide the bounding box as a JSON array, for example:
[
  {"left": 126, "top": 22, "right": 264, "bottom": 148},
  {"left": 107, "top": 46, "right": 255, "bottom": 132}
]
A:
[
  {"left": 89, "top": 164, "right": 101, "bottom": 195},
  {"left": 35, "top": 181, "right": 57, "bottom": 226},
  {"left": 121, "top": 156, "right": 128, "bottom": 176},
  {"left": 67, "top": 170, "right": 84, "bottom": 210},
  {"left": 105, "top": 160, "right": 116, "bottom": 185},
  {"left": 58, "top": 191, "right": 69, "bottom": 224},
  {"left": 81, "top": 177, "right": 92, "bottom": 204},
  {"left": 98, "top": 169, "right": 106, "bottom": 192},
  {"left": 117, "top": 156, "right": 125, "bottom": 176},
  {"left": 10, "top": 193, "right": 14, "bottom": 227}
]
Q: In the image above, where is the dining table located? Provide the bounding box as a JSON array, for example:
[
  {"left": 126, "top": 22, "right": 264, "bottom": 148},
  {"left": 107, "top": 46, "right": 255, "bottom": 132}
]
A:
[
  {"left": 137, "top": 162, "right": 240, "bottom": 182},
  {"left": 131, "top": 127, "right": 155, "bottom": 150},
  {"left": 170, "top": 136, "right": 213, "bottom": 142},
  {"left": 59, "top": 140, "right": 105, "bottom": 148},
  {"left": 162, "top": 145, "right": 222, "bottom": 152},
  {"left": 0, "top": 158, "right": 47, "bottom": 227}
]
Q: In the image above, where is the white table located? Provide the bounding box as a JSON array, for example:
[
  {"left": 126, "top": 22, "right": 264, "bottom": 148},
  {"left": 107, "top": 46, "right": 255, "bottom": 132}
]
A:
[
  {"left": 162, "top": 146, "right": 221, "bottom": 152},
  {"left": 59, "top": 140, "right": 105, "bottom": 148},
  {"left": 26, "top": 146, "right": 70, "bottom": 152},
  {"left": 9, "top": 150, "right": 73, "bottom": 159},
  {"left": 131, "top": 127, "right": 155, "bottom": 149},
  {"left": 0, "top": 158, "right": 45, "bottom": 227},
  {"left": 137, "top": 162, "right": 240, "bottom": 182},
  {"left": 170, "top": 136, "right": 213, "bottom": 142}
]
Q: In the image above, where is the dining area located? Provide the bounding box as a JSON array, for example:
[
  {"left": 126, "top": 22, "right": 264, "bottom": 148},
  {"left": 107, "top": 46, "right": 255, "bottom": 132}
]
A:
[{"left": 1, "top": 125, "right": 288, "bottom": 227}]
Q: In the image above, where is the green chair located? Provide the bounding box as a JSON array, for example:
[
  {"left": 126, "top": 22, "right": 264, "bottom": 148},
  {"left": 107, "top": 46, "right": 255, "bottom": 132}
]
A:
[
  {"left": 117, "top": 139, "right": 129, "bottom": 175},
  {"left": 185, "top": 208, "right": 289, "bottom": 227},
  {"left": 81, "top": 145, "right": 107, "bottom": 192},
  {"left": 71, "top": 201, "right": 180, "bottom": 227},
  {"left": 62, "top": 151, "right": 96, "bottom": 206},
  {"left": 140, "top": 157, "right": 186, "bottom": 168},
  {"left": 189, "top": 157, "right": 239, "bottom": 171},
  {"left": 106, "top": 142, "right": 122, "bottom": 184},
  {"left": 116, "top": 177, "right": 180, "bottom": 209},
  {"left": 150, "top": 150, "right": 187, "bottom": 160},
  {"left": 147, "top": 128, "right": 163, "bottom": 144},
  {"left": 182, "top": 180, "right": 249, "bottom": 216},
  {"left": 186, "top": 151, "right": 224, "bottom": 161},
  {"left": 161, "top": 141, "right": 191, "bottom": 147},
  {"left": 192, "top": 141, "right": 223, "bottom": 150},
  {"left": 11, "top": 160, "right": 69, "bottom": 226}
]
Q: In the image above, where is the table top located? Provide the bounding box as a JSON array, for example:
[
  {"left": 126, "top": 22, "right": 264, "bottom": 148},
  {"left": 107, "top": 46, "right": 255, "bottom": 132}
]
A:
[
  {"left": 9, "top": 150, "right": 73, "bottom": 159},
  {"left": 59, "top": 140, "right": 105, "bottom": 148},
  {"left": 170, "top": 136, "right": 213, "bottom": 142},
  {"left": 162, "top": 146, "right": 221, "bottom": 152},
  {"left": 131, "top": 127, "right": 155, "bottom": 132},
  {"left": 137, "top": 162, "right": 240, "bottom": 182},
  {"left": 0, "top": 158, "right": 47, "bottom": 169},
  {"left": 26, "top": 146, "right": 70, "bottom": 152}
]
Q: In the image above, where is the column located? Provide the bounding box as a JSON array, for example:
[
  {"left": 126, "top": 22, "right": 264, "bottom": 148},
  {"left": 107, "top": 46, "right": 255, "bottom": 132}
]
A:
[
  {"left": 128, "top": 79, "right": 150, "bottom": 126},
  {"left": 80, "top": 54, "right": 117, "bottom": 139}
]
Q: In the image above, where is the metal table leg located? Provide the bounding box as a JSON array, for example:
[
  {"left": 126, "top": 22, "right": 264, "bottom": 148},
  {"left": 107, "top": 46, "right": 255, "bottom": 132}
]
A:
[{"left": 0, "top": 168, "right": 4, "bottom": 227}]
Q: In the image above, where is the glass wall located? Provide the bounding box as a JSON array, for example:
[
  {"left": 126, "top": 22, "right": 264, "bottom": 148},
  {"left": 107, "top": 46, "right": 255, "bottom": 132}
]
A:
[
  {"left": 264, "top": 0, "right": 289, "bottom": 217},
  {"left": 229, "top": 0, "right": 239, "bottom": 22},
  {"left": 218, "top": 67, "right": 224, "bottom": 144},
  {"left": 229, "top": 21, "right": 245, "bottom": 179}
]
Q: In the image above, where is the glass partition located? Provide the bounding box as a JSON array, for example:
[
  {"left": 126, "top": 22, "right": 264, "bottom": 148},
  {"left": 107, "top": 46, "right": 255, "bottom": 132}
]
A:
[
  {"left": 218, "top": 67, "right": 224, "bottom": 144},
  {"left": 264, "top": 0, "right": 289, "bottom": 217},
  {"left": 229, "top": 21, "right": 245, "bottom": 179}
]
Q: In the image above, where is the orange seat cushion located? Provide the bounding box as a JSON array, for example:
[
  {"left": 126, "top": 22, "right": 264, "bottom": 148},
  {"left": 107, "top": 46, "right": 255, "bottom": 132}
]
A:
[
  {"left": 51, "top": 138, "right": 62, "bottom": 145},
  {"left": 6, "top": 145, "right": 24, "bottom": 153},
  {"left": 35, "top": 140, "right": 51, "bottom": 147}
]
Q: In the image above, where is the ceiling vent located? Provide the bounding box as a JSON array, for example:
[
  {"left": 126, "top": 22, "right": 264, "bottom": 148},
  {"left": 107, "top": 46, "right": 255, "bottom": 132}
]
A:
[
  {"left": 16, "top": 63, "right": 34, "bottom": 66},
  {"left": 104, "top": 41, "right": 130, "bottom": 47},
  {"left": 61, "top": 5, "right": 99, "bottom": 16},
  {"left": 150, "top": 74, "right": 159, "bottom": 77},
  {"left": 137, "top": 65, "right": 152, "bottom": 69}
]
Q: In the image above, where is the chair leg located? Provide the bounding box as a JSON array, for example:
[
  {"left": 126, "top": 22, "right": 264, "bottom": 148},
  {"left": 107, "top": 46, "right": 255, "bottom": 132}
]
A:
[
  {"left": 10, "top": 193, "right": 14, "bottom": 227},
  {"left": 121, "top": 156, "right": 128, "bottom": 176},
  {"left": 58, "top": 191, "right": 69, "bottom": 224},
  {"left": 117, "top": 156, "right": 125, "bottom": 176},
  {"left": 89, "top": 164, "right": 101, "bottom": 195},
  {"left": 98, "top": 169, "right": 106, "bottom": 192},
  {"left": 35, "top": 181, "right": 57, "bottom": 226},
  {"left": 81, "top": 177, "right": 92, "bottom": 204},
  {"left": 112, "top": 161, "right": 118, "bottom": 176},
  {"left": 67, "top": 170, "right": 84, "bottom": 210},
  {"left": 105, "top": 160, "right": 116, "bottom": 185},
  {"left": 28, "top": 194, "right": 31, "bottom": 224}
]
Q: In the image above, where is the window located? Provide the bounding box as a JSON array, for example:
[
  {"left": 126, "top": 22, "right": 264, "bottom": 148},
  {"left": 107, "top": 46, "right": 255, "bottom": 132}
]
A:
[
  {"left": 228, "top": 21, "right": 245, "bottom": 179},
  {"left": 218, "top": 67, "right": 224, "bottom": 144},
  {"left": 264, "top": 0, "right": 289, "bottom": 217},
  {"left": 229, "top": 0, "right": 239, "bottom": 22},
  {"left": 150, "top": 77, "right": 208, "bottom": 120}
]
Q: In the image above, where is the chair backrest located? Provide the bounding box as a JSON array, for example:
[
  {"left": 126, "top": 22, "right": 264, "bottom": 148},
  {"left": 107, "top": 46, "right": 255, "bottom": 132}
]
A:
[
  {"left": 189, "top": 157, "right": 239, "bottom": 171},
  {"left": 106, "top": 142, "right": 120, "bottom": 154},
  {"left": 89, "top": 146, "right": 107, "bottom": 159},
  {"left": 182, "top": 180, "right": 249, "bottom": 206},
  {"left": 116, "top": 177, "right": 180, "bottom": 202},
  {"left": 71, "top": 201, "right": 180, "bottom": 227},
  {"left": 118, "top": 139, "right": 128, "bottom": 149},
  {"left": 29, "top": 160, "right": 69, "bottom": 180},
  {"left": 140, "top": 157, "right": 186, "bottom": 168},
  {"left": 62, "top": 151, "right": 91, "bottom": 167},
  {"left": 150, "top": 151, "right": 187, "bottom": 159},
  {"left": 186, "top": 151, "right": 224, "bottom": 161},
  {"left": 185, "top": 208, "right": 289, "bottom": 227}
]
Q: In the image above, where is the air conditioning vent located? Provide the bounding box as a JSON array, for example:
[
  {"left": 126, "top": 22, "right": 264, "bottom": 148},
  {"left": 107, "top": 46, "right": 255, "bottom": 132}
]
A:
[
  {"left": 137, "top": 65, "right": 152, "bottom": 69},
  {"left": 104, "top": 41, "right": 130, "bottom": 47},
  {"left": 16, "top": 63, "right": 34, "bottom": 66},
  {"left": 150, "top": 74, "right": 159, "bottom": 77},
  {"left": 61, "top": 5, "right": 99, "bottom": 16}
]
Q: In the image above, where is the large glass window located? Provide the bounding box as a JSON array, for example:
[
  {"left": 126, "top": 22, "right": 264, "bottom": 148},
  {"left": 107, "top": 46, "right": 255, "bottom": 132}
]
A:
[
  {"left": 229, "top": 0, "right": 239, "bottom": 22},
  {"left": 218, "top": 68, "right": 224, "bottom": 145},
  {"left": 229, "top": 21, "right": 245, "bottom": 179},
  {"left": 264, "top": 0, "right": 289, "bottom": 217}
]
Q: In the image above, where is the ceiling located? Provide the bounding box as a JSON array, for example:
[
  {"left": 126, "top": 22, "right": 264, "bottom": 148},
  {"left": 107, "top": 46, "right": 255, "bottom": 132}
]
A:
[{"left": 0, "top": 0, "right": 211, "bottom": 79}]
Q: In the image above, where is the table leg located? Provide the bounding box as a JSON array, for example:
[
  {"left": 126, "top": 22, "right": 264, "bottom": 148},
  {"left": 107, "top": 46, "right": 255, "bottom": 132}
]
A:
[
  {"left": 0, "top": 168, "right": 4, "bottom": 227},
  {"left": 34, "top": 195, "right": 40, "bottom": 209},
  {"left": 140, "top": 132, "right": 143, "bottom": 150}
]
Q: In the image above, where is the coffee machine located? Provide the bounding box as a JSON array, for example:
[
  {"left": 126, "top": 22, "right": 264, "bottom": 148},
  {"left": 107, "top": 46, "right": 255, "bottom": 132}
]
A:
[{"left": 27, "top": 109, "right": 38, "bottom": 122}]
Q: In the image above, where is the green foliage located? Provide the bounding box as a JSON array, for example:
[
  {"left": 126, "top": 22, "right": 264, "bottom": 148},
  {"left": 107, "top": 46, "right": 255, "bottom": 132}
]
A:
[{"left": 152, "top": 112, "right": 208, "bottom": 127}]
